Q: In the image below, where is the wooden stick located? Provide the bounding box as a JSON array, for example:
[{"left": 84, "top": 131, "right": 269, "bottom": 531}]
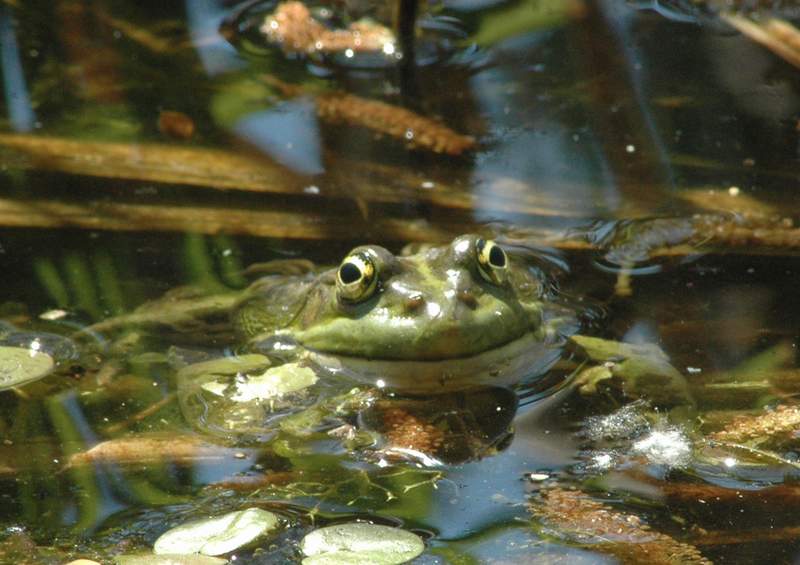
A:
[
  {"left": 0, "top": 197, "right": 473, "bottom": 241},
  {"left": 0, "top": 133, "right": 581, "bottom": 217}
]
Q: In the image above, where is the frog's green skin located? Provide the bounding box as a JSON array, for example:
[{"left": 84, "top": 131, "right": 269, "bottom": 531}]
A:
[{"left": 233, "top": 234, "right": 576, "bottom": 392}]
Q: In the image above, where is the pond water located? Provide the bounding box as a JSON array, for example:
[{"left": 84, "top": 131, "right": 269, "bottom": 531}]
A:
[{"left": 1, "top": 0, "right": 800, "bottom": 563}]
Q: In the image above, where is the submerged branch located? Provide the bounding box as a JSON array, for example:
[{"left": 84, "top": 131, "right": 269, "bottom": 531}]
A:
[
  {"left": 0, "top": 196, "right": 472, "bottom": 241},
  {"left": 0, "top": 133, "right": 499, "bottom": 213},
  {"left": 0, "top": 133, "right": 306, "bottom": 195}
]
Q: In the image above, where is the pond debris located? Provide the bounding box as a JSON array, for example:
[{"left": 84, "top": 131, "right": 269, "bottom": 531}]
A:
[
  {"left": 103, "top": 392, "right": 177, "bottom": 434},
  {"left": 708, "top": 404, "right": 800, "bottom": 443},
  {"left": 0, "top": 529, "right": 72, "bottom": 564},
  {"left": 264, "top": 76, "right": 477, "bottom": 155},
  {"left": 577, "top": 212, "right": 800, "bottom": 294},
  {"left": 531, "top": 487, "right": 712, "bottom": 564},
  {"left": 67, "top": 434, "right": 254, "bottom": 467},
  {"left": 678, "top": 188, "right": 778, "bottom": 217},
  {"left": 158, "top": 110, "right": 196, "bottom": 140},
  {"left": 316, "top": 91, "right": 476, "bottom": 155},
  {"left": 657, "top": 478, "right": 800, "bottom": 508},
  {"left": 692, "top": 214, "right": 800, "bottom": 249},
  {"left": 381, "top": 407, "right": 445, "bottom": 454},
  {"left": 209, "top": 470, "right": 296, "bottom": 492},
  {"left": 591, "top": 214, "right": 800, "bottom": 269},
  {"left": 261, "top": 1, "right": 395, "bottom": 55}
]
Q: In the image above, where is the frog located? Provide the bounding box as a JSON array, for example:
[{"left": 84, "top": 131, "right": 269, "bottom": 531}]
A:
[
  {"left": 230, "top": 233, "right": 579, "bottom": 393},
  {"left": 93, "top": 213, "right": 777, "bottom": 400}
]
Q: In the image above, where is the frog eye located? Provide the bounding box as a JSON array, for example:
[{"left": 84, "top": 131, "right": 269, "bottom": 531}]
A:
[
  {"left": 337, "top": 251, "right": 379, "bottom": 302},
  {"left": 475, "top": 238, "right": 507, "bottom": 285}
]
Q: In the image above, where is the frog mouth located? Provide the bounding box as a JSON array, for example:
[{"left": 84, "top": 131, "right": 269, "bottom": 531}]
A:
[{"left": 303, "top": 330, "right": 567, "bottom": 393}]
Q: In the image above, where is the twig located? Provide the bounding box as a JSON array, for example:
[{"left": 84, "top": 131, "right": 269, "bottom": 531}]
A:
[{"left": 103, "top": 393, "right": 177, "bottom": 434}]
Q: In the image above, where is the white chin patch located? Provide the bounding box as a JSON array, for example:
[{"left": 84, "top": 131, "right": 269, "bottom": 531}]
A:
[{"left": 305, "top": 331, "right": 565, "bottom": 393}]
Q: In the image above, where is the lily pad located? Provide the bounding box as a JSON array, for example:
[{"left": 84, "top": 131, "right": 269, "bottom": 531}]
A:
[
  {"left": 300, "top": 523, "right": 425, "bottom": 565},
  {"left": 0, "top": 345, "right": 55, "bottom": 391},
  {"left": 153, "top": 508, "right": 280, "bottom": 557},
  {"left": 116, "top": 554, "right": 227, "bottom": 565}
]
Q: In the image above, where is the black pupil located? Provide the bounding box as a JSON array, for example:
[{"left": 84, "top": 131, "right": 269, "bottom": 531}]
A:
[
  {"left": 489, "top": 245, "right": 506, "bottom": 267},
  {"left": 339, "top": 262, "right": 362, "bottom": 284}
]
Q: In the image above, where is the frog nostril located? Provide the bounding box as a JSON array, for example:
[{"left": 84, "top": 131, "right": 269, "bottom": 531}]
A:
[{"left": 457, "top": 290, "right": 478, "bottom": 310}]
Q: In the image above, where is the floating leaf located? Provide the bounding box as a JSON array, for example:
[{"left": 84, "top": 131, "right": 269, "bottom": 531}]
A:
[
  {"left": 230, "top": 363, "right": 318, "bottom": 402},
  {"left": 176, "top": 354, "right": 271, "bottom": 381},
  {"left": 0, "top": 345, "right": 55, "bottom": 391},
  {"left": 300, "top": 523, "right": 425, "bottom": 565},
  {"left": 153, "top": 508, "right": 280, "bottom": 556},
  {"left": 570, "top": 336, "right": 691, "bottom": 405},
  {"left": 200, "top": 381, "right": 228, "bottom": 397},
  {"left": 116, "top": 554, "right": 227, "bottom": 564}
]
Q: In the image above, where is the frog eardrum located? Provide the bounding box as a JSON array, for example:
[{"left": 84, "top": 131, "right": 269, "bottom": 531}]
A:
[
  {"left": 337, "top": 250, "right": 379, "bottom": 302},
  {"left": 476, "top": 239, "right": 508, "bottom": 285}
]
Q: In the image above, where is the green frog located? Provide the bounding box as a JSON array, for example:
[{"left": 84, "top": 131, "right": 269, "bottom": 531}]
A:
[
  {"left": 97, "top": 214, "right": 758, "bottom": 400},
  {"left": 87, "top": 233, "right": 579, "bottom": 397},
  {"left": 231, "top": 234, "right": 578, "bottom": 393}
]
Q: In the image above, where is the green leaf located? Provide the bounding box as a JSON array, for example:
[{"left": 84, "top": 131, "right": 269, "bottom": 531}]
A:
[
  {"left": 229, "top": 363, "right": 318, "bottom": 402},
  {"left": 0, "top": 346, "right": 55, "bottom": 391},
  {"left": 177, "top": 354, "right": 271, "bottom": 381},
  {"left": 301, "top": 523, "right": 425, "bottom": 565},
  {"left": 471, "top": 0, "right": 570, "bottom": 46},
  {"left": 570, "top": 335, "right": 691, "bottom": 405},
  {"left": 153, "top": 508, "right": 280, "bottom": 556}
]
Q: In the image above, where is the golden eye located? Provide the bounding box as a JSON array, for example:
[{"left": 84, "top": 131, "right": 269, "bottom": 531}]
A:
[
  {"left": 337, "top": 251, "right": 379, "bottom": 302},
  {"left": 475, "top": 238, "right": 507, "bottom": 284}
]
